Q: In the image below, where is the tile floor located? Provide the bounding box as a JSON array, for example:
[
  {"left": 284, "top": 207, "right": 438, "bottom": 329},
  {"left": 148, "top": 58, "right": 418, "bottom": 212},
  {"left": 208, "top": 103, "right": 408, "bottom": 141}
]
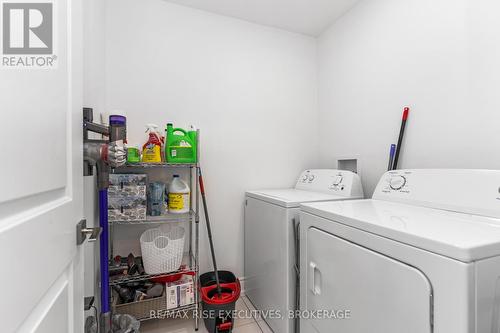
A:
[{"left": 140, "top": 296, "right": 272, "bottom": 333}]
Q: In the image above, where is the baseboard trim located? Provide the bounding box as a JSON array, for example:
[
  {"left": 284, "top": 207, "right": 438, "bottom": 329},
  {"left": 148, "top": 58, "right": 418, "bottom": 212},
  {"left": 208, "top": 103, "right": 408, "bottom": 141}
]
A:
[{"left": 239, "top": 276, "right": 246, "bottom": 296}]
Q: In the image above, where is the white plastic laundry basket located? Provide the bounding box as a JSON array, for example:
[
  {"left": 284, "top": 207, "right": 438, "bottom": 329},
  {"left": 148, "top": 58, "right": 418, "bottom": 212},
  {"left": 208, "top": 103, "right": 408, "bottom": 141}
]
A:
[{"left": 140, "top": 225, "right": 185, "bottom": 274}]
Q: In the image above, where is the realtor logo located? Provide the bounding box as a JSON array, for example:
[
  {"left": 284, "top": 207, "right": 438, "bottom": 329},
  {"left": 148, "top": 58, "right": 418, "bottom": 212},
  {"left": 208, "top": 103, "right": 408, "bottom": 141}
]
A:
[{"left": 1, "top": 0, "right": 56, "bottom": 68}]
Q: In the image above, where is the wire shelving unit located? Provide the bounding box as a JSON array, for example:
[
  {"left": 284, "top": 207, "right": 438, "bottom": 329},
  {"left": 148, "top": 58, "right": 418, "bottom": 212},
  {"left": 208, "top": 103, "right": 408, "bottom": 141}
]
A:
[{"left": 107, "top": 134, "right": 200, "bottom": 328}]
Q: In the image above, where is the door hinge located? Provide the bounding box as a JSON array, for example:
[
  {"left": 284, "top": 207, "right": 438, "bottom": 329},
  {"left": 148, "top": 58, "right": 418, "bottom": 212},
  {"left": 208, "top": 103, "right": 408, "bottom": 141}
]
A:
[{"left": 77, "top": 219, "right": 102, "bottom": 245}]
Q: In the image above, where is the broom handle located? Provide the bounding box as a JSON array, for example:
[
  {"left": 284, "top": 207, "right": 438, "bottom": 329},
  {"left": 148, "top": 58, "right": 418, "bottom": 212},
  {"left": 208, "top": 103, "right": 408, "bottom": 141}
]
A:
[
  {"left": 392, "top": 107, "right": 409, "bottom": 170},
  {"left": 198, "top": 167, "right": 222, "bottom": 296}
]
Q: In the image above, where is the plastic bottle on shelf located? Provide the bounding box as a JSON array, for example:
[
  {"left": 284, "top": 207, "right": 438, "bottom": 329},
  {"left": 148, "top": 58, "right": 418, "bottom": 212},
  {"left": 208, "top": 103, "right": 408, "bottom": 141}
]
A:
[
  {"left": 126, "top": 144, "right": 141, "bottom": 164},
  {"left": 141, "top": 124, "right": 164, "bottom": 163},
  {"left": 165, "top": 123, "right": 197, "bottom": 164},
  {"left": 168, "top": 175, "right": 190, "bottom": 214},
  {"left": 147, "top": 182, "right": 165, "bottom": 216}
]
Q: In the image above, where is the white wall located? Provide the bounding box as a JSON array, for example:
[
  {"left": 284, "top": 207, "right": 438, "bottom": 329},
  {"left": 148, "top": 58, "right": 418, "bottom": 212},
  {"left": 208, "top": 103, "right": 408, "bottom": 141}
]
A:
[
  {"left": 83, "top": 0, "right": 106, "bottom": 113},
  {"left": 318, "top": 0, "right": 500, "bottom": 196},
  {"left": 104, "top": 0, "right": 319, "bottom": 277}
]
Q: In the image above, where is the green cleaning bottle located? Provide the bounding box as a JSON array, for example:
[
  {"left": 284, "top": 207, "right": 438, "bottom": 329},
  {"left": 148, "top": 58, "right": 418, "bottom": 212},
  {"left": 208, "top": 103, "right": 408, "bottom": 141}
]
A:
[{"left": 165, "top": 123, "right": 197, "bottom": 163}]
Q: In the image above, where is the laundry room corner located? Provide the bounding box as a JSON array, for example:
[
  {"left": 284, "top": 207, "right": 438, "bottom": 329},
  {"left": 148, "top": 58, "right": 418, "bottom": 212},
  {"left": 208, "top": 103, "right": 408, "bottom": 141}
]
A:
[{"left": 82, "top": 0, "right": 322, "bottom": 293}]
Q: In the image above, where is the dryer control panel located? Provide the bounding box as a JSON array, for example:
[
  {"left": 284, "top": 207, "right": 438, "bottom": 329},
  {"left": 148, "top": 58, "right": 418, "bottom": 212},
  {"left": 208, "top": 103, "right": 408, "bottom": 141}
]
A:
[
  {"left": 295, "top": 169, "right": 364, "bottom": 198},
  {"left": 373, "top": 169, "right": 500, "bottom": 219},
  {"left": 379, "top": 171, "right": 412, "bottom": 194}
]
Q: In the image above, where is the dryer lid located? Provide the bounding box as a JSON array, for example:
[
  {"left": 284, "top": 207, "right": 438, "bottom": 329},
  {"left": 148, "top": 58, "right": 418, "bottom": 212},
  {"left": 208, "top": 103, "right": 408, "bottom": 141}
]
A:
[
  {"left": 246, "top": 189, "right": 350, "bottom": 208},
  {"left": 301, "top": 199, "right": 500, "bottom": 262}
]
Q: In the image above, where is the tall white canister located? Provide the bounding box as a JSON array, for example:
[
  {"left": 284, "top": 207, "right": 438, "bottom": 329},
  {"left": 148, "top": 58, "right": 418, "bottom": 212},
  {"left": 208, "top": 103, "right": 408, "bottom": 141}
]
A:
[{"left": 168, "top": 175, "right": 190, "bottom": 214}]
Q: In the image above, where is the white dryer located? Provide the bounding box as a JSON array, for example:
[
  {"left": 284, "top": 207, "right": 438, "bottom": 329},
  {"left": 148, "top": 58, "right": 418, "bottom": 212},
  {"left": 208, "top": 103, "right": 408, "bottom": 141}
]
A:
[
  {"left": 300, "top": 169, "right": 500, "bottom": 333},
  {"left": 244, "top": 169, "right": 364, "bottom": 333}
]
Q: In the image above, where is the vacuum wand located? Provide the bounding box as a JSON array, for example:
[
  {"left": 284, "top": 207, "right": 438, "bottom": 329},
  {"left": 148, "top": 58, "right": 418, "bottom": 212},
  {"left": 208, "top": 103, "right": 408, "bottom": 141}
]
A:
[
  {"left": 198, "top": 167, "right": 222, "bottom": 297},
  {"left": 392, "top": 107, "right": 409, "bottom": 170},
  {"left": 83, "top": 109, "right": 127, "bottom": 333}
]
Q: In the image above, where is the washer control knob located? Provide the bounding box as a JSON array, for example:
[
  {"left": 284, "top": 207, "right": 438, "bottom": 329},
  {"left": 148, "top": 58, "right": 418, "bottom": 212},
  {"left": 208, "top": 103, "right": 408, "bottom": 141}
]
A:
[
  {"left": 390, "top": 176, "right": 406, "bottom": 190},
  {"left": 308, "top": 174, "right": 315, "bottom": 182},
  {"left": 302, "top": 175, "right": 308, "bottom": 182},
  {"left": 332, "top": 176, "right": 343, "bottom": 186}
]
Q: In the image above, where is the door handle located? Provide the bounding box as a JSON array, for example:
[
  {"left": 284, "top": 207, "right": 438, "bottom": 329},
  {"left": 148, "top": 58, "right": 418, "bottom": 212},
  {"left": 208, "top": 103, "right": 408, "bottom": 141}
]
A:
[
  {"left": 76, "top": 219, "right": 102, "bottom": 245},
  {"left": 309, "top": 262, "right": 321, "bottom": 295}
]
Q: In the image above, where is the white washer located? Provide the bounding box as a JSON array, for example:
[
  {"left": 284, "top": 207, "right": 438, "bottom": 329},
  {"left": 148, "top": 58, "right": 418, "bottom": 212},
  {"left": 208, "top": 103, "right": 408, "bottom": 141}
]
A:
[
  {"left": 244, "top": 169, "right": 364, "bottom": 333},
  {"left": 300, "top": 169, "right": 500, "bottom": 333}
]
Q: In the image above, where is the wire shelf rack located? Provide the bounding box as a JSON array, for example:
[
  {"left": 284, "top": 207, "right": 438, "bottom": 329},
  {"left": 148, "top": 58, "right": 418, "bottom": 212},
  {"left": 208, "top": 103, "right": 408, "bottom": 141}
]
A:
[
  {"left": 114, "top": 301, "right": 197, "bottom": 322},
  {"left": 109, "top": 262, "right": 195, "bottom": 286},
  {"left": 114, "top": 162, "right": 196, "bottom": 170},
  {"left": 108, "top": 129, "right": 200, "bottom": 328},
  {"left": 110, "top": 211, "right": 195, "bottom": 225}
]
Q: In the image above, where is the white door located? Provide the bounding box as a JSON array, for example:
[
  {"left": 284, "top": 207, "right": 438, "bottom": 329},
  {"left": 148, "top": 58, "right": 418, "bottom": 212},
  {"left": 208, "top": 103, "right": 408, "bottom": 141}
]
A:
[
  {"left": 0, "top": 0, "right": 84, "bottom": 332},
  {"left": 304, "top": 227, "right": 433, "bottom": 333}
]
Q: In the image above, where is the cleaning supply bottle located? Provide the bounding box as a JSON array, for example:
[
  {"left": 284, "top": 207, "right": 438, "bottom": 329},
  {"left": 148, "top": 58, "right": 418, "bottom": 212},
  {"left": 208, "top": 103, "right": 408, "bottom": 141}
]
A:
[
  {"left": 142, "top": 124, "right": 163, "bottom": 163},
  {"left": 168, "top": 175, "right": 190, "bottom": 214},
  {"left": 165, "top": 124, "right": 197, "bottom": 164},
  {"left": 126, "top": 144, "right": 141, "bottom": 164},
  {"left": 147, "top": 182, "right": 165, "bottom": 216}
]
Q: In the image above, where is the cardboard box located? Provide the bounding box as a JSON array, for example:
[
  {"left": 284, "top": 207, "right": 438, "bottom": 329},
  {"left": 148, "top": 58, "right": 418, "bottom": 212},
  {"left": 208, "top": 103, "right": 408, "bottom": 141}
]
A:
[
  {"left": 166, "top": 275, "right": 194, "bottom": 309},
  {"left": 166, "top": 283, "right": 178, "bottom": 310}
]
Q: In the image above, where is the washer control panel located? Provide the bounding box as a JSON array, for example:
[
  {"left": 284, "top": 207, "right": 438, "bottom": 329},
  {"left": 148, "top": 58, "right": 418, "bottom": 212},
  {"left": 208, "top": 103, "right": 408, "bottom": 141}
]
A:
[
  {"left": 329, "top": 174, "right": 346, "bottom": 192},
  {"left": 332, "top": 175, "right": 343, "bottom": 186},
  {"left": 295, "top": 169, "right": 364, "bottom": 198}
]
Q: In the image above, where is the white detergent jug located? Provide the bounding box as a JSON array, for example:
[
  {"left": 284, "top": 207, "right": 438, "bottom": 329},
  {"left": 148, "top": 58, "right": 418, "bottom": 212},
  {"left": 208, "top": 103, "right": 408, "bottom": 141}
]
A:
[{"left": 168, "top": 175, "right": 190, "bottom": 214}]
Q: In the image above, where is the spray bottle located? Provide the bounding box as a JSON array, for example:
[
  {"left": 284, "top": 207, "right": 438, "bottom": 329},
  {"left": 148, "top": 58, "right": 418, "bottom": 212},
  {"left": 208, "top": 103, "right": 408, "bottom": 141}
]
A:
[{"left": 141, "top": 124, "right": 163, "bottom": 163}]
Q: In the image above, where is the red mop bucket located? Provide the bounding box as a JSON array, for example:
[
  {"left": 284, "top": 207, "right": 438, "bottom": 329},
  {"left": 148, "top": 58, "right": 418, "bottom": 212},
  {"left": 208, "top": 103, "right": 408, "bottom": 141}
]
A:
[{"left": 200, "top": 271, "right": 241, "bottom": 333}]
